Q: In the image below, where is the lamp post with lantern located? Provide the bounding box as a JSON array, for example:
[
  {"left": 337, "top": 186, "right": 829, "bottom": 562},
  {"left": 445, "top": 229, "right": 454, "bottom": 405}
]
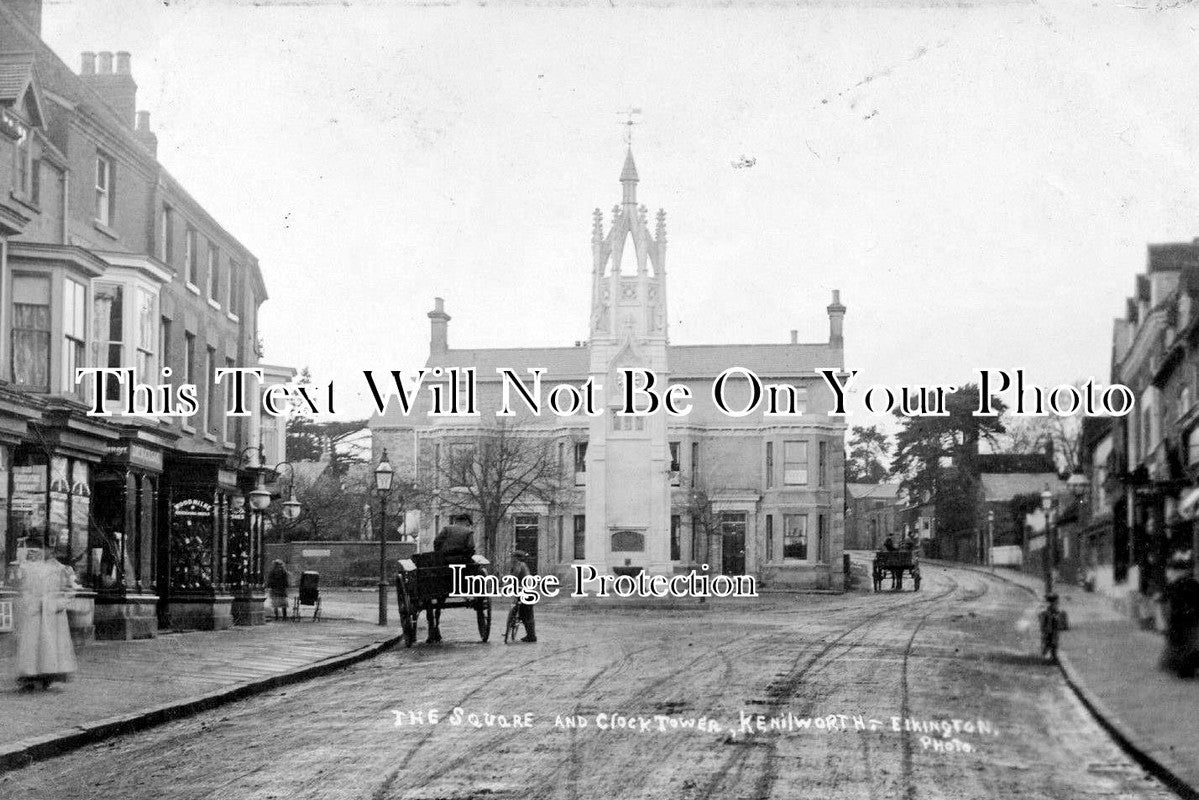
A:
[
  {"left": 987, "top": 509, "right": 995, "bottom": 573},
  {"left": 1039, "top": 487, "right": 1061, "bottom": 662},
  {"left": 375, "top": 450, "right": 394, "bottom": 626},
  {"left": 239, "top": 444, "right": 301, "bottom": 581}
]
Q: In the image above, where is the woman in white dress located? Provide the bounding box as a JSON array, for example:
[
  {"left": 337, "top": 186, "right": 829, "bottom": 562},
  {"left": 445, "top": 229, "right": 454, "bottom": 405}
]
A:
[{"left": 14, "top": 537, "right": 78, "bottom": 690}]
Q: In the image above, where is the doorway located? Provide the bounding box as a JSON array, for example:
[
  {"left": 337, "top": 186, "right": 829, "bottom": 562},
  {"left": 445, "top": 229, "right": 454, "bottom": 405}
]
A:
[
  {"left": 720, "top": 512, "right": 746, "bottom": 576},
  {"left": 514, "top": 514, "right": 539, "bottom": 574}
]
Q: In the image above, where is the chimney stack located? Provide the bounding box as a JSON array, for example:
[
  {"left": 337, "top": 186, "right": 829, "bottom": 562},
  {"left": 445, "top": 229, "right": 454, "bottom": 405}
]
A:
[
  {"left": 135, "top": 110, "right": 158, "bottom": 157},
  {"left": 428, "top": 297, "right": 450, "bottom": 357},
  {"left": 827, "top": 289, "right": 846, "bottom": 349},
  {"left": 79, "top": 50, "right": 138, "bottom": 128},
  {"left": 789, "top": 329, "right": 798, "bottom": 344}
]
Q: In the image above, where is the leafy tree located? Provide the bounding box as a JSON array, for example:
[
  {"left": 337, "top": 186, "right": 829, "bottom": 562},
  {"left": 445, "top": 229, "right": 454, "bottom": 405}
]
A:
[
  {"left": 845, "top": 425, "right": 891, "bottom": 483},
  {"left": 890, "top": 384, "right": 1007, "bottom": 551}
]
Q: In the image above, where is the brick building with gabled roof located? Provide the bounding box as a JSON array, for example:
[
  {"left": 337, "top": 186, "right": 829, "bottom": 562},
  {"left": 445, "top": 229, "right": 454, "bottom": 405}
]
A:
[{"left": 0, "top": 0, "right": 289, "bottom": 647}]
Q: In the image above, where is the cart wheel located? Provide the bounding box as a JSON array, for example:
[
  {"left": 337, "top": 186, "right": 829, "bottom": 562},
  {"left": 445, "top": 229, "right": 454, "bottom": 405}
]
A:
[
  {"left": 477, "top": 597, "right": 492, "bottom": 642},
  {"left": 503, "top": 603, "right": 521, "bottom": 643}
]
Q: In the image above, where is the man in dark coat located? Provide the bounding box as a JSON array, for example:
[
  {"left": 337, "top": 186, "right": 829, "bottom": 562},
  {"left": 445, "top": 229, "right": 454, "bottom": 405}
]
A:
[
  {"left": 511, "top": 550, "right": 536, "bottom": 643},
  {"left": 434, "top": 513, "right": 475, "bottom": 558},
  {"left": 882, "top": 535, "right": 897, "bottom": 552},
  {"left": 425, "top": 514, "right": 475, "bottom": 643}
]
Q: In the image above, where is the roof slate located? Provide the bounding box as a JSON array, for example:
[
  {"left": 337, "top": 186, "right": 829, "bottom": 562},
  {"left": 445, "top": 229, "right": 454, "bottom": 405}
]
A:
[{"left": 0, "top": 54, "right": 34, "bottom": 103}]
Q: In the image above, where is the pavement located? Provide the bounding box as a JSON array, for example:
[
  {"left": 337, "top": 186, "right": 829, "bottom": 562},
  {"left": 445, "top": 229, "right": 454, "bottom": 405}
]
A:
[
  {"left": 936, "top": 560, "right": 1199, "bottom": 800},
  {"left": 0, "top": 590, "right": 401, "bottom": 773}
]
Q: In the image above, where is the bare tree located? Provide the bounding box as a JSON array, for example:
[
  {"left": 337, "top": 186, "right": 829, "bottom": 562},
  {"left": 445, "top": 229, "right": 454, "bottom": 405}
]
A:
[
  {"left": 1002, "top": 415, "right": 1082, "bottom": 474},
  {"left": 425, "top": 421, "right": 563, "bottom": 559}
]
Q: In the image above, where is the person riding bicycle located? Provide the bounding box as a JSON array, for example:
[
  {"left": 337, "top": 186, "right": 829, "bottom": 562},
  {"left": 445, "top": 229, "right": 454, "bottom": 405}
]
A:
[{"left": 511, "top": 550, "right": 537, "bottom": 643}]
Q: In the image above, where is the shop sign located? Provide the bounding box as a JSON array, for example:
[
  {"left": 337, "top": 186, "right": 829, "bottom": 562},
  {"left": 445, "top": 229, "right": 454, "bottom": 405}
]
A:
[
  {"left": 174, "top": 499, "right": 214, "bottom": 518},
  {"left": 302, "top": 549, "right": 331, "bottom": 558},
  {"left": 13, "top": 468, "right": 43, "bottom": 494},
  {"left": 106, "top": 443, "right": 164, "bottom": 472}
]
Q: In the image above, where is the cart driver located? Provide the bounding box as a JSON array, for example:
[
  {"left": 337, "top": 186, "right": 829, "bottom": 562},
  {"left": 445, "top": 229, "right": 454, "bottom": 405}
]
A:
[
  {"left": 426, "top": 513, "right": 475, "bottom": 644},
  {"left": 434, "top": 514, "right": 476, "bottom": 558}
]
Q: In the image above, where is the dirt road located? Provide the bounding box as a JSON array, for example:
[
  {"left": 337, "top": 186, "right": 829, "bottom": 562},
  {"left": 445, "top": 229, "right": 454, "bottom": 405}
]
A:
[{"left": 1, "top": 563, "right": 1172, "bottom": 799}]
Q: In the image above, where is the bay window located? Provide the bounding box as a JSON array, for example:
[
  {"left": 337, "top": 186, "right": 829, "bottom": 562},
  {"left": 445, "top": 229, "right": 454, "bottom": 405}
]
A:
[
  {"left": 784, "top": 441, "right": 808, "bottom": 485},
  {"left": 92, "top": 277, "right": 159, "bottom": 406},
  {"left": 136, "top": 287, "right": 155, "bottom": 379},
  {"left": 12, "top": 275, "right": 50, "bottom": 391},
  {"left": 783, "top": 514, "right": 808, "bottom": 561},
  {"left": 62, "top": 280, "right": 86, "bottom": 396},
  {"left": 92, "top": 283, "right": 124, "bottom": 402}
]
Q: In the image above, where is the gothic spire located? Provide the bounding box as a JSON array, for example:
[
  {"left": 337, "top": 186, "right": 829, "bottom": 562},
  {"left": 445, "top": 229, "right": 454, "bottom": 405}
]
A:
[{"left": 620, "top": 148, "right": 638, "bottom": 205}]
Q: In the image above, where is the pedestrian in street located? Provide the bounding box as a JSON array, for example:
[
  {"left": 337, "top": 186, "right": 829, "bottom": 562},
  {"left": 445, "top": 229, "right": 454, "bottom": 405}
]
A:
[
  {"left": 511, "top": 549, "right": 537, "bottom": 643},
  {"left": 1160, "top": 553, "right": 1199, "bottom": 679},
  {"left": 267, "top": 560, "right": 290, "bottom": 620},
  {"left": 14, "top": 536, "right": 78, "bottom": 691}
]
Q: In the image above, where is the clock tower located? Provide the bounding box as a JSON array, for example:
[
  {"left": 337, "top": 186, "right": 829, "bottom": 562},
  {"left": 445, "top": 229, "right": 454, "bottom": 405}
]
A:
[{"left": 584, "top": 149, "right": 673, "bottom": 574}]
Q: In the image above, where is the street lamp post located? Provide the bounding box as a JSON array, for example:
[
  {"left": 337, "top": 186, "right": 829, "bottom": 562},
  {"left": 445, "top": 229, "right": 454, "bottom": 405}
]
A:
[
  {"left": 987, "top": 509, "right": 995, "bottom": 573},
  {"left": 375, "top": 450, "right": 394, "bottom": 626},
  {"left": 242, "top": 445, "right": 302, "bottom": 581},
  {"left": 238, "top": 445, "right": 301, "bottom": 589},
  {"left": 1039, "top": 488, "right": 1059, "bottom": 662}
]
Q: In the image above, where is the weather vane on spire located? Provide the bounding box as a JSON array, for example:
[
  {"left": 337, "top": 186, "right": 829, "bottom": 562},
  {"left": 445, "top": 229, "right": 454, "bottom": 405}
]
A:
[{"left": 617, "top": 107, "right": 642, "bottom": 147}]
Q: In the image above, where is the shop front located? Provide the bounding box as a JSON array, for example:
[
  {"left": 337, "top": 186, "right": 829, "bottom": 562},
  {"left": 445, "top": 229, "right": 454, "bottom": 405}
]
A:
[
  {"left": 158, "top": 453, "right": 255, "bottom": 631},
  {"left": 15, "top": 402, "right": 120, "bottom": 645},
  {"left": 0, "top": 386, "right": 42, "bottom": 657},
  {"left": 91, "top": 424, "right": 176, "bottom": 639}
]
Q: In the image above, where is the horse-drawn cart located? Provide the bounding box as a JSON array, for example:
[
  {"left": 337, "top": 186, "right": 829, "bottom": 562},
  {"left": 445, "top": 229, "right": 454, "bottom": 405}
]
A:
[
  {"left": 394, "top": 552, "right": 493, "bottom": 646},
  {"left": 872, "top": 550, "right": 921, "bottom": 592}
]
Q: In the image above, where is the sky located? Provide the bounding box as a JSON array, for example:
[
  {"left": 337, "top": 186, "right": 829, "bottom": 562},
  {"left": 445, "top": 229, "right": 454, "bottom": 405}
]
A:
[{"left": 35, "top": 0, "right": 1199, "bottom": 426}]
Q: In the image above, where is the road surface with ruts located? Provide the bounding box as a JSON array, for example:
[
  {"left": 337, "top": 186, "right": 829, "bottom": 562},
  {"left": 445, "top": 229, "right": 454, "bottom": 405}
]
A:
[{"left": 1, "top": 562, "right": 1173, "bottom": 800}]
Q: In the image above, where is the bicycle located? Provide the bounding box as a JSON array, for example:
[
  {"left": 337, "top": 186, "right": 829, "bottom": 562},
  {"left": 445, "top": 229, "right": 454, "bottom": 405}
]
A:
[{"left": 503, "top": 599, "right": 523, "bottom": 643}]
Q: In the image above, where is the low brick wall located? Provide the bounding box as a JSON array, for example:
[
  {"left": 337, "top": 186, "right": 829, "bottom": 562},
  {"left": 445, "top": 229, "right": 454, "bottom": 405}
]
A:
[{"left": 264, "top": 541, "right": 417, "bottom": 587}]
